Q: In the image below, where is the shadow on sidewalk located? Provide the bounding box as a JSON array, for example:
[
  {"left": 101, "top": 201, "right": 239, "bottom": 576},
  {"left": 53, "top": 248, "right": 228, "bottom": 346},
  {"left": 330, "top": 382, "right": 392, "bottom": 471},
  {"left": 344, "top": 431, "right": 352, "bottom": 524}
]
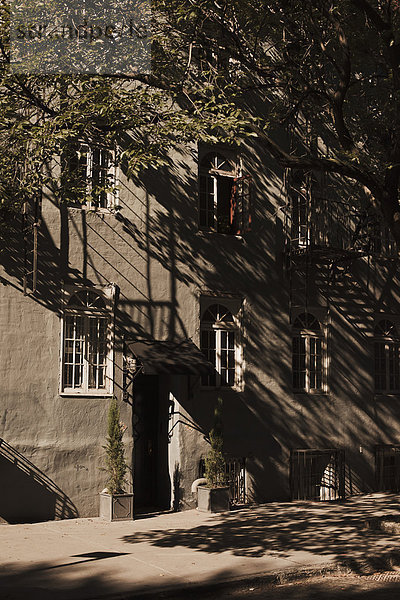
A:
[
  {"left": 2, "top": 561, "right": 400, "bottom": 600},
  {"left": 121, "top": 495, "right": 400, "bottom": 573}
]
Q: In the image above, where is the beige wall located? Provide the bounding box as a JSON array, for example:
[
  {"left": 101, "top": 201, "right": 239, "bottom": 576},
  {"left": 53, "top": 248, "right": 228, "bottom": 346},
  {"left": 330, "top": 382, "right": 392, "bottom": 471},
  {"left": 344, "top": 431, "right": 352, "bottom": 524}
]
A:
[{"left": 1, "top": 141, "right": 400, "bottom": 521}]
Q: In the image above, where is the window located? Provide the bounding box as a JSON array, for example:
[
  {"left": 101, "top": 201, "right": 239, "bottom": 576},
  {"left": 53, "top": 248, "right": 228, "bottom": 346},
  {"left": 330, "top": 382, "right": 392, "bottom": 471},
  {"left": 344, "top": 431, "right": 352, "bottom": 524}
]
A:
[
  {"left": 63, "top": 142, "right": 117, "bottom": 209},
  {"left": 292, "top": 312, "right": 325, "bottom": 392},
  {"left": 376, "top": 445, "right": 400, "bottom": 491},
  {"left": 374, "top": 319, "right": 400, "bottom": 393},
  {"left": 199, "top": 151, "right": 251, "bottom": 235},
  {"left": 290, "top": 449, "right": 344, "bottom": 501},
  {"left": 289, "top": 170, "right": 311, "bottom": 247},
  {"left": 61, "top": 289, "right": 113, "bottom": 395},
  {"left": 200, "top": 302, "right": 241, "bottom": 387}
]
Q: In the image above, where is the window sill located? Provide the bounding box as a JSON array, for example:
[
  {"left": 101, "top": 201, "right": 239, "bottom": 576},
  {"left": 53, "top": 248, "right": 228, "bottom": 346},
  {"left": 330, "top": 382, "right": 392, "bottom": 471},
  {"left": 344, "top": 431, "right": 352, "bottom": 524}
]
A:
[
  {"left": 60, "top": 392, "right": 113, "bottom": 398},
  {"left": 67, "top": 205, "right": 120, "bottom": 214},
  {"left": 200, "top": 385, "right": 244, "bottom": 393},
  {"left": 196, "top": 230, "right": 244, "bottom": 241},
  {"left": 293, "top": 390, "right": 329, "bottom": 396},
  {"left": 374, "top": 393, "right": 400, "bottom": 398}
]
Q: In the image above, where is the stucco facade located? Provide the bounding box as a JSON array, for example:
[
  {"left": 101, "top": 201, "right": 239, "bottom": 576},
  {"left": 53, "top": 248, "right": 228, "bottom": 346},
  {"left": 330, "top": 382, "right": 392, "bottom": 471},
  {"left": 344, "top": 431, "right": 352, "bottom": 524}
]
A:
[{"left": 1, "top": 140, "right": 400, "bottom": 522}]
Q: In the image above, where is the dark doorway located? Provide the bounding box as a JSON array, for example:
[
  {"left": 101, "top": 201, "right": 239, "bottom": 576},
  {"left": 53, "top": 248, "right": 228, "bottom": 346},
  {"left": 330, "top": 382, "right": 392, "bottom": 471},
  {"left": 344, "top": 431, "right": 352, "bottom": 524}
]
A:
[{"left": 133, "top": 374, "right": 170, "bottom": 513}]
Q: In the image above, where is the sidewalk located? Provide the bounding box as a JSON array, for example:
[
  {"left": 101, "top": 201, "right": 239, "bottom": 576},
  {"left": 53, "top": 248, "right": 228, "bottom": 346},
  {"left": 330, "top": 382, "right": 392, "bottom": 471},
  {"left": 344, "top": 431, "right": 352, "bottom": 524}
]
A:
[{"left": 2, "top": 493, "right": 400, "bottom": 600}]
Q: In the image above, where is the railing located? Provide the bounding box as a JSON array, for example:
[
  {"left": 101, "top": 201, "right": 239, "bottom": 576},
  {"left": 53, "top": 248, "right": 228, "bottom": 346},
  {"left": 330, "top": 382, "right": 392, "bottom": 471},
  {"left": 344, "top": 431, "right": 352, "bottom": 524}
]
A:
[
  {"left": 290, "top": 448, "right": 345, "bottom": 501},
  {"left": 198, "top": 455, "right": 247, "bottom": 506}
]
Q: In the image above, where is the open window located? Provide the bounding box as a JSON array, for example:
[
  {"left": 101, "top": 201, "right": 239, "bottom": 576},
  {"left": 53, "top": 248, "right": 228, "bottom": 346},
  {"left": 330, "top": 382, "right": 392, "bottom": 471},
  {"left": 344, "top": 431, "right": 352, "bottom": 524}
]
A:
[
  {"left": 62, "top": 142, "right": 118, "bottom": 210},
  {"left": 292, "top": 312, "right": 326, "bottom": 393},
  {"left": 60, "top": 288, "right": 114, "bottom": 395},
  {"left": 374, "top": 319, "right": 400, "bottom": 393},
  {"left": 199, "top": 151, "right": 251, "bottom": 235}
]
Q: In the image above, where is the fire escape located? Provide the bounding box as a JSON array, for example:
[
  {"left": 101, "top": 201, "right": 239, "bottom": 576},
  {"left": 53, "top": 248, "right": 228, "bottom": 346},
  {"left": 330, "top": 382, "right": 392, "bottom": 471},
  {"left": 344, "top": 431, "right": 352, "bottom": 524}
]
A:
[
  {"left": 283, "top": 168, "right": 397, "bottom": 329},
  {"left": 22, "top": 191, "right": 42, "bottom": 295}
]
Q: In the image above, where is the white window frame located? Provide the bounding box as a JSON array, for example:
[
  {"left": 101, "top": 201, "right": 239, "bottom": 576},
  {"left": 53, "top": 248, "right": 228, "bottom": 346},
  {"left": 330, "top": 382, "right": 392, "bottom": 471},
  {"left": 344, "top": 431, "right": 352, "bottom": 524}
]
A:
[
  {"left": 292, "top": 311, "right": 327, "bottom": 394},
  {"left": 200, "top": 297, "right": 243, "bottom": 390},
  {"left": 199, "top": 150, "right": 240, "bottom": 233},
  {"left": 67, "top": 143, "right": 119, "bottom": 211},
  {"left": 60, "top": 286, "right": 115, "bottom": 396},
  {"left": 374, "top": 318, "right": 400, "bottom": 394}
]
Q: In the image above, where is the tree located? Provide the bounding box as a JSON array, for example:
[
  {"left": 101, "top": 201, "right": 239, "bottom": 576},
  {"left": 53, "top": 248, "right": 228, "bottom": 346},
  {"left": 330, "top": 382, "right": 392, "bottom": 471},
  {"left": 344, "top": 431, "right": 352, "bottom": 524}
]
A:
[
  {"left": 103, "top": 396, "right": 128, "bottom": 495},
  {"left": 149, "top": 0, "right": 400, "bottom": 245},
  {"left": 0, "top": 1, "right": 247, "bottom": 231},
  {"left": 204, "top": 397, "right": 228, "bottom": 488},
  {"left": 2, "top": 1, "right": 400, "bottom": 247}
]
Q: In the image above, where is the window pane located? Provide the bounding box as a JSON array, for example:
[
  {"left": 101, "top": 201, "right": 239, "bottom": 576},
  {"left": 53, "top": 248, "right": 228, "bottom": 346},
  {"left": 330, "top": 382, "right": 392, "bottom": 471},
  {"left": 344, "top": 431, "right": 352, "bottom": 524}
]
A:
[
  {"left": 201, "top": 329, "right": 217, "bottom": 386},
  {"left": 88, "top": 316, "right": 107, "bottom": 389},
  {"left": 220, "top": 330, "right": 235, "bottom": 387},
  {"left": 64, "top": 315, "right": 84, "bottom": 389},
  {"left": 199, "top": 174, "right": 215, "bottom": 229},
  {"left": 292, "top": 335, "right": 306, "bottom": 389},
  {"left": 389, "top": 343, "right": 400, "bottom": 391},
  {"left": 375, "top": 342, "right": 386, "bottom": 391},
  {"left": 309, "top": 337, "right": 322, "bottom": 390},
  {"left": 216, "top": 176, "right": 234, "bottom": 233}
]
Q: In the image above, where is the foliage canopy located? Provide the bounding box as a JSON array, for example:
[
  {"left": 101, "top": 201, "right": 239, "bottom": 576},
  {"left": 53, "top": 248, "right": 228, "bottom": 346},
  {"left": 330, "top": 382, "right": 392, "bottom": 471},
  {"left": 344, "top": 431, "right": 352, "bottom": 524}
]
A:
[{"left": 1, "top": 1, "right": 400, "bottom": 244}]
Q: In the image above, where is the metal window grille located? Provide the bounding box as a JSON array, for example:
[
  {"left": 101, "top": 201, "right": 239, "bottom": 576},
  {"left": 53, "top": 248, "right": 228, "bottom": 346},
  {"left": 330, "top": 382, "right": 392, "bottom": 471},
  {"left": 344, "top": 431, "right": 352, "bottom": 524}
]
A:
[
  {"left": 198, "top": 456, "right": 246, "bottom": 506},
  {"left": 225, "top": 456, "right": 246, "bottom": 506},
  {"left": 290, "top": 449, "right": 345, "bottom": 501},
  {"left": 375, "top": 445, "right": 400, "bottom": 492}
]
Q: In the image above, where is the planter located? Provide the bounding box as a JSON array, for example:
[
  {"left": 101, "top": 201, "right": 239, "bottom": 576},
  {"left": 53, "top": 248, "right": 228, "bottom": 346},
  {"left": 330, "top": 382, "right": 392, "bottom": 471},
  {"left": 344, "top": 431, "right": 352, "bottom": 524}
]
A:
[
  {"left": 100, "top": 492, "right": 134, "bottom": 521},
  {"left": 197, "top": 485, "right": 230, "bottom": 513}
]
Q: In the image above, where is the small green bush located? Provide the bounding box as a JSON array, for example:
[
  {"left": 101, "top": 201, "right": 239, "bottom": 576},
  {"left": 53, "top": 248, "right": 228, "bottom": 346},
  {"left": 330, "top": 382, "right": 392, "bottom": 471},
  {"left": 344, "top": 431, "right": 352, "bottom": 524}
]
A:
[
  {"left": 205, "top": 397, "right": 228, "bottom": 488},
  {"left": 103, "top": 397, "right": 128, "bottom": 495}
]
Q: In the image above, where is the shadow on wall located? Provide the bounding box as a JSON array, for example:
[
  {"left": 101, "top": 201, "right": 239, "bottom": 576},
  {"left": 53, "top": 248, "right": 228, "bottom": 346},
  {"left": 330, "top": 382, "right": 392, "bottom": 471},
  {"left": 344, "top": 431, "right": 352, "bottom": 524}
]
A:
[{"left": 0, "top": 439, "right": 78, "bottom": 524}]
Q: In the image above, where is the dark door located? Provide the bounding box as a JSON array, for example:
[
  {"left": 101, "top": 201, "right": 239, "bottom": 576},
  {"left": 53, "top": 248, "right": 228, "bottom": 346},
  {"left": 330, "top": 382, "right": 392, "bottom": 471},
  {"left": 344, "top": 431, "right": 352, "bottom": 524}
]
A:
[{"left": 133, "top": 374, "right": 170, "bottom": 512}]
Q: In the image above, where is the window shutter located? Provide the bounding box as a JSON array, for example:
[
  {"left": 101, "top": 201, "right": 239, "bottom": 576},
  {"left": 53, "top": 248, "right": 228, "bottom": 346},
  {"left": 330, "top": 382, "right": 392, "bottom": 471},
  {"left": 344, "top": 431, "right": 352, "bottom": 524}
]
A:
[{"left": 230, "top": 175, "right": 252, "bottom": 235}]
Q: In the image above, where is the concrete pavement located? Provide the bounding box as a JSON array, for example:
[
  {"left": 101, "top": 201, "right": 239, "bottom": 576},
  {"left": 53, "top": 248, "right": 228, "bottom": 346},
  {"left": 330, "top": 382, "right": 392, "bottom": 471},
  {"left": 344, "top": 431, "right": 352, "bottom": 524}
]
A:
[{"left": 2, "top": 493, "right": 400, "bottom": 600}]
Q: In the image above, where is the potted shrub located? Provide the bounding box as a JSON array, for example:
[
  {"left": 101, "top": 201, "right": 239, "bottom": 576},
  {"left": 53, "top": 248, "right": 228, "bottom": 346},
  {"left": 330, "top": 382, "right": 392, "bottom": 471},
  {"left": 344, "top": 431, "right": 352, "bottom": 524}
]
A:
[
  {"left": 197, "top": 398, "right": 230, "bottom": 513},
  {"left": 99, "top": 397, "right": 133, "bottom": 521}
]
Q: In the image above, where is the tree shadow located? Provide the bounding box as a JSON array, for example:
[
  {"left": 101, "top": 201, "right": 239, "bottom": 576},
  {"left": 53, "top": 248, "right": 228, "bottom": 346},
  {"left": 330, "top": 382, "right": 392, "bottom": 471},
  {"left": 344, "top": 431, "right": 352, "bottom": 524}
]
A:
[
  {"left": 0, "top": 438, "right": 78, "bottom": 523},
  {"left": 121, "top": 495, "right": 400, "bottom": 573}
]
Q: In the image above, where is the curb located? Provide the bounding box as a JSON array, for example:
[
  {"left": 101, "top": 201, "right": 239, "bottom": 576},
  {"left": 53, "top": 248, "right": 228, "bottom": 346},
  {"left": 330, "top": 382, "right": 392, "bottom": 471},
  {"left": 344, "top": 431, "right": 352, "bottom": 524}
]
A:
[
  {"left": 88, "top": 549, "right": 400, "bottom": 600},
  {"left": 91, "top": 563, "right": 349, "bottom": 600}
]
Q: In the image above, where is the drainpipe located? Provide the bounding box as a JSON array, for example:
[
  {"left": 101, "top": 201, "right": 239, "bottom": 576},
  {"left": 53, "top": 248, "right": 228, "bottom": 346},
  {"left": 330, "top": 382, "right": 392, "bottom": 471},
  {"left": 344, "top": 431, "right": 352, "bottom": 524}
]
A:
[{"left": 191, "top": 478, "right": 207, "bottom": 495}]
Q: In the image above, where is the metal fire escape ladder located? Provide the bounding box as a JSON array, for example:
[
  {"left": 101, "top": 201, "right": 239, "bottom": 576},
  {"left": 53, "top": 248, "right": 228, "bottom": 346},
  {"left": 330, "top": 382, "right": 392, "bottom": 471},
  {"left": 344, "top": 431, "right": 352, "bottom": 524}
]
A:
[{"left": 22, "top": 190, "right": 42, "bottom": 295}]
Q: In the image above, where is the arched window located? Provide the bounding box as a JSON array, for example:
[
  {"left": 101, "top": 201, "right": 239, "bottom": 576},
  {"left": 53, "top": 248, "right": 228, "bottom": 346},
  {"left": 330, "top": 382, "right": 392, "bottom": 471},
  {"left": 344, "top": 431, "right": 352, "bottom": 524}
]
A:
[
  {"left": 199, "top": 152, "right": 237, "bottom": 234},
  {"left": 61, "top": 289, "right": 112, "bottom": 395},
  {"left": 374, "top": 319, "right": 400, "bottom": 393},
  {"left": 292, "top": 313, "right": 324, "bottom": 392},
  {"left": 201, "top": 303, "right": 238, "bottom": 387}
]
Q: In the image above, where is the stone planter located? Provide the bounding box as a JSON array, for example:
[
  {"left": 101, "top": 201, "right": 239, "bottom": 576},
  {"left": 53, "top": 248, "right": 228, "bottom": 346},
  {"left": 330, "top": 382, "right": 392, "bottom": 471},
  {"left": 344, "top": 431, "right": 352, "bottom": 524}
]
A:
[
  {"left": 197, "top": 485, "right": 230, "bottom": 513},
  {"left": 99, "top": 492, "right": 134, "bottom": 521}
]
